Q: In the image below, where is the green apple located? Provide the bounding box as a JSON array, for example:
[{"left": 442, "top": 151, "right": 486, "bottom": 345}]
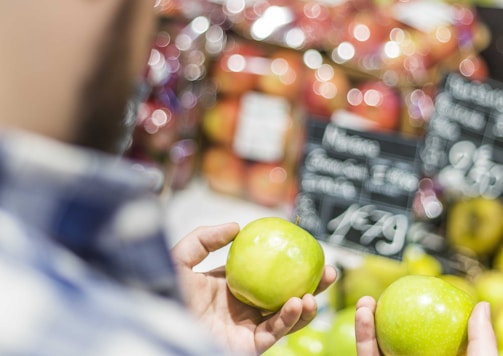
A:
[
  {"left": 492, "top": 304, "right": 503, "bottom": 353},
  {"left": 226, "top": 217, "right": 325, "bottom": 312},
  {"left": 446, "top": 197, "right": 503, "bottom": 257},
  {"left": 325, "top": 306, "right": 357, "bottom": 356},
  {"left": 402, "top": 245, "right": 442, "bottom": 276},
  {"left": 261, "top": 340, "right": 297, "bottom": 356},
  {"left": 375, "top": 275, "right": 474, "bottom": 356},
  {"left": 285, "top": 321, "right": 328, "bottom": 355},
  {"left": 440, "top": 274, "right": 478, "bottom": 304},
  {"left": 341, "top": 266, "right": 387, "bottom": 307},
  {"left": 493, "top": 246, "right": 503, "bottom": 271},
  {"left": 361, "top": 254, "right": 408, "bottom": 287},
  {"left": 474, "top": 270, "right": 503, "bottom": 314},
  {"left": 341, "top": 255, "right": 407, "bottom": 308}
]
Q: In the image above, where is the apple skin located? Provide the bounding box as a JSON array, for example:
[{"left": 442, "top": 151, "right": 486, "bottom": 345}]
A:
[
  {"left": 375, "top": 275, "right": 474, "bottom": 356},
  {"left": 303, "top": 63, "right": 350, "bottom": 118},
  {"left": 226, "top": 217, "right": 325, "bottom": 312},
  {"left": 325, "top": 306, "right": 357, "bottom": 356},
  {"left": 285, "top": 322, "right": 328, "bottom": 356},
  {"left": 257, "top": 50, "right": 305, "bottom": 101},
  {"left": 201, "top": 147, "right": 245, "bottom": 196},
  {"left": 245, "top": 163, "right": 290, "bottom": 208},
  {"left": 212, "top": 41, "right": 262, "bottom": 96},
  {"left": 346, "top": 80, "right": 402, "bottom": 132},
  {"left": 446, "top": 197, "right": 503, "bottom": 257},
  {"left": 201, "top": 97, "right": 241, "bottom": 146},
  {"left": 474, "top": 270, "right": 503, "bottom": 315}
]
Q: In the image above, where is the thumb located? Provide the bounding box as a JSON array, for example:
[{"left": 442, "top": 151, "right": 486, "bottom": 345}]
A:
[
  {"left": 171, "top": 223, "right": 240, "bottom": 269},
  {"left": 467, "top": 302, "right": 498, "bottom": 356}
]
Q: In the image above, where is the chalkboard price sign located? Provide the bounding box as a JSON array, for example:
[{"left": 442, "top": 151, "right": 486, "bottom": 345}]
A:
[
  {"left": 422, "top": 73, "right": 503, "bottom": 198},
  {"left": 295, "top": 121, "right": 422, "bottom": 260}
]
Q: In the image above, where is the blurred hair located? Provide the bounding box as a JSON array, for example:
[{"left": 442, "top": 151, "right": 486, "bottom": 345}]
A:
[{"left": 74, "top": 0, "right": 138, "bottom": 154}]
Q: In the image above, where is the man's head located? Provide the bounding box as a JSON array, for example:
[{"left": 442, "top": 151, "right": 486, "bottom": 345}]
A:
[{"left": 0, "top": 0, "right": 156, "bottom": 153}]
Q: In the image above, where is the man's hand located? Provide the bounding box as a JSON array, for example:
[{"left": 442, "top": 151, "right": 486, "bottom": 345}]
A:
[
  {"left": 171, "top": 222, "right": 337, "bottom": 355},
  {"left": 355, "top": 296, "right": 499, "bottom": 356}
]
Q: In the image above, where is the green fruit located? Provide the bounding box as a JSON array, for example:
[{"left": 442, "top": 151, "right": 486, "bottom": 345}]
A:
[
  {"left": 226, "top": 217, "right": 325, "bottom": 312},
  {"left": 325, "top": 306, "right": 357, "bottom": 356},
  {"left": 403, "top": 245, "right": 442, "bottom": 276},
  {"left": 285, "top": 322, "right": 328, "bottom": 355},
  {"left": 262, "top": 340, "right": 297, "bottom": 356},
  {"left": 375, "top": 275, "right": 474, "bottom": 356},
  {"left": 446, "top": 197, "right": 503, "bottom": 256},
  {"left": 341, "top": 255, "right": 407, "bottom": 308},
  {"left": 492, "top": 306, "right": 503, "bottom": 353},
  {"left": 361, "top": 254, "right": 408, "bottom": 287},
  {"left": 474, "top": 270, "right": 503, "bottom": 314},
  {"left": 440, "top": 274, "right": 478, "bottom": 304},
  {"left": 341, "top": 267, "right": 387, "bottom": 307}
]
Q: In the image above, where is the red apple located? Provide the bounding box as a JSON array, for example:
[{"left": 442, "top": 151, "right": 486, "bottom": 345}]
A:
[
  {"left": 292, "top": 1, "right": 336, "bottom": 49},
  {"left": 202, "top": 147, "right": 245, "bottom": 196},
  {"left": 345, "top": 80, "right": 402, "bottom": 132},
  {"left": 458, "top": 54, "right": 489, "bottom": 82},
  {"left": 303, "top": 63, "right": 350, "bottom": 118},
  {"left": 422, "top": 24, "right": 459, "bottom": 66},
  {"left": 212, "top": 41, "right": 263, "bottom": 96},
  {"left": 257, "top": 49, "right": 305, "bottom": 100},
  {"left": 201, "top": 97, "right": 241, "bottom": 146},
  {"left": 246, "top": 163, "right": 290, "bottom": 207},
  {"left": 339, "top": 10, "right": 393, "bottom": 60},
  {"left": 379, "top": 27, "right": 430, "bottom": 83}
]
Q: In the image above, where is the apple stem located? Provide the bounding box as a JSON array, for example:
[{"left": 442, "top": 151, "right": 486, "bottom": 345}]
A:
[{"left": 295, "top": 215, "right": 300, "bottom": 225}]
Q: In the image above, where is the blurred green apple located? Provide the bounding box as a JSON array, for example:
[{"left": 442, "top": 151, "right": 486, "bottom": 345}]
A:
[
  {"left": 440, "top": 274, "right": 478, "bottom": 304},
  {"left": 492, "top": 304, "right": 503, "bottom": 353},
  {"left": 341, "top": 255, "right": 407, "bottom": 308},
  {"left": 261, "top": 340, "right": 298, "bottom": 356},
  {"left": 402, "top": 245, "right": 442, "bottom": 276},
  {"left": 325, "top": 306, "right": 357, "bottom": 356},
  {"left": 285, "top": 321, "right": 328, "bottom": 355},
  {"left": 341, "top": 266, "right": 387, "bottom": 307},
  {"left": 226, "top": 217, "right": 325, "bottom": 312},
  {"left": 446, "top": 197, "right": 503, "bottom": 257},
  {"left": 474, "top": 270, "right": 503, "bottom": 314},
  {"left": 375, "top": 275, "right": 474, "bottom": 356}
]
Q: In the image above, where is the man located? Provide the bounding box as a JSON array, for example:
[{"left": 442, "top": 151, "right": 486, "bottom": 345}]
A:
[{"left": 0, "top": 1, "right": 335, "bottom": 355}]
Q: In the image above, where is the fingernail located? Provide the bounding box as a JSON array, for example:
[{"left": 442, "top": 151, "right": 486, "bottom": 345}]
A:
[{"left": 481, "top": 301, "right": 491, "bottom": 319}]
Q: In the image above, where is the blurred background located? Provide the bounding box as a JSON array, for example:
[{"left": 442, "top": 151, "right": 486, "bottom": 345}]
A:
[{"left": 121, "top": 0, "right": 503, "bottom": 354}]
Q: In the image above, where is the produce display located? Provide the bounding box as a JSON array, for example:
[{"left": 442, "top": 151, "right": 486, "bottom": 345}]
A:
[{"left": 126, "top": 1, "right": 503, "bottom": 354}]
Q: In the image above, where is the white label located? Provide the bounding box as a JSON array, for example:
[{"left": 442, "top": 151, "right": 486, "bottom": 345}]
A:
[
  {"left": 391, "top": 0, "right": 455, "bottom": 32},
  {"left": 233, "top": 92, "right": 290, "bottom": 162}
]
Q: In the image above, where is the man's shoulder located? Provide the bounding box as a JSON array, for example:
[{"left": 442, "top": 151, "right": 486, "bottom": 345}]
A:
[{"left": 0, "top": 209, "right": 225, "bottom": 355}]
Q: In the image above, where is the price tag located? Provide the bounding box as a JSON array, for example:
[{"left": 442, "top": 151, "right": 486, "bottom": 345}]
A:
[
  {"left": 391, "top": 0, "right": 455, "bottom": 33},
  {"left": 233, "top": 92, "right": 291, "bottom": 163},
  {"left": 295, "top": 121, "right": 422, "bottom": 260},
  {"left": 421, "top": 73, "right": 503, "bottom": 198}
]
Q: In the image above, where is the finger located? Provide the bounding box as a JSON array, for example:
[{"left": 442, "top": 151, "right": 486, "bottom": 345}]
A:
[
  {"left": 254, "top": 297, "right": 304, "bottom": 354},
  {"left": 171, "top": 222, "right": 240, "bottom": 269},
  {"left": 288, "top": 294, "right": 318, "bottom": 334},
  {"left": 467, "top": 302, "right": 498, "bottom": 356},
  {"left": 355, "top": 296, "right": 381, "bottom": 356},
  {"left": 314, "top": 265, "right": 337, "bottom": 295}
]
